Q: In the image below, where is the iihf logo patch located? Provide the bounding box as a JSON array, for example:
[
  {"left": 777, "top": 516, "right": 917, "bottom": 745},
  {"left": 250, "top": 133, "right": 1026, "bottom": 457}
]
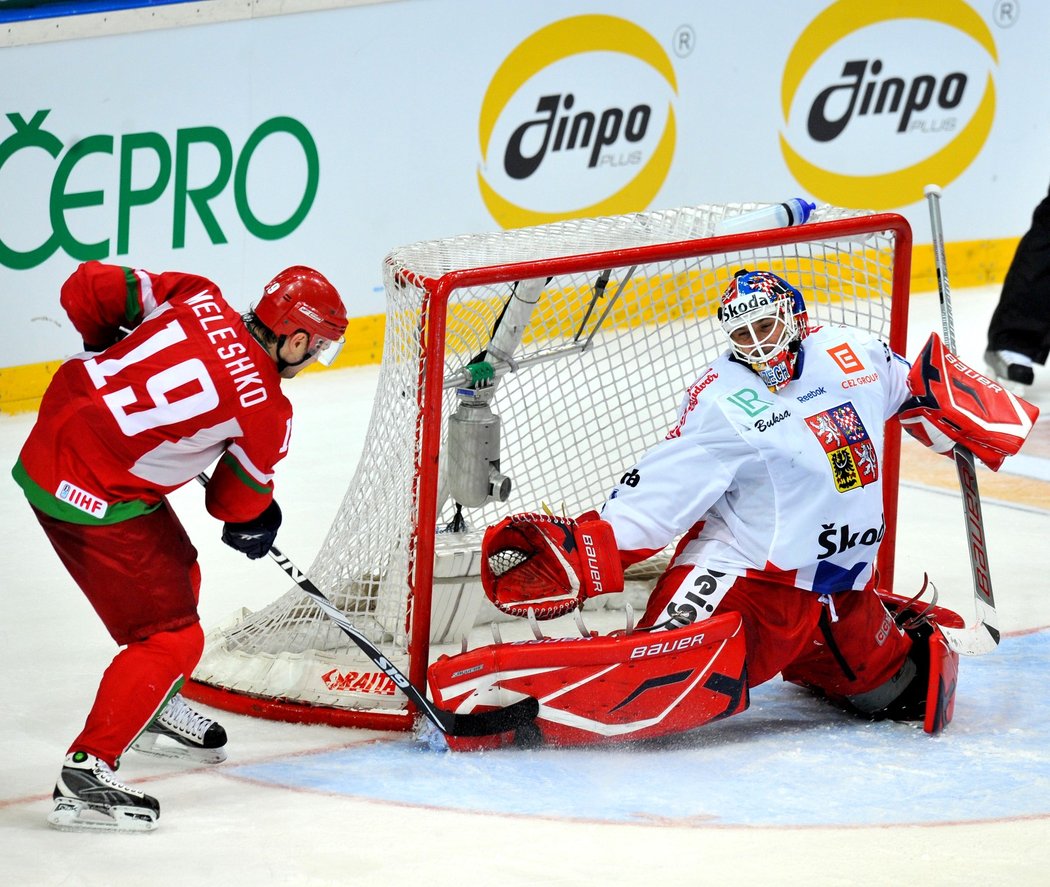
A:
[
  {"left": 55, "top": 479, "right": 109, "bottom": 517},
  {"left": 804, "top": 402, "right": 879, "bottom": 492}
]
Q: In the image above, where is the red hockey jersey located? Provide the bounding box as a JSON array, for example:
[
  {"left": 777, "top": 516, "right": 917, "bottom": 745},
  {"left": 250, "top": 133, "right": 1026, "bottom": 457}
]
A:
[{"left": 13, "top": 262, "right": 291, "bottom": 525}]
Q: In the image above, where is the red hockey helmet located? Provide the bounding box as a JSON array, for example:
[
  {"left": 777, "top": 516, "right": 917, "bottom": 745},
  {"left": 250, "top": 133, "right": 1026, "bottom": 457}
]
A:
[{"left": 255, "top": 266, "right": 347, "bottom": 341}]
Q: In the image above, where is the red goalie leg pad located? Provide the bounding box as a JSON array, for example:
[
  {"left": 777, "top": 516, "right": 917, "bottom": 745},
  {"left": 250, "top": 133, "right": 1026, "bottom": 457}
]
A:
[
  {"left": 900, "top": 332, "right": 1040, "bottom": 471},
  {"left": 427, "top": 612, "right": 749, "bottom": 751},
  {"left": 878, "top": 590, "right": 962, "bottom": 735},
  {"left": 924, "top": 625, "right": 959, "bottom": 735}
]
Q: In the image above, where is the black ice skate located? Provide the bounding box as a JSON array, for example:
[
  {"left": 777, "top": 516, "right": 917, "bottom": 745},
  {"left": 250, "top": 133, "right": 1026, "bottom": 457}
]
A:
[
  {"left": 47, "top": 751, "right": 159, "bottom": 833},
  {"left": 131, "top": 693, "right": 228, "bottom": 764},
  {"left": 984, "top": 349, "right": 1035, "bottom": 392}
]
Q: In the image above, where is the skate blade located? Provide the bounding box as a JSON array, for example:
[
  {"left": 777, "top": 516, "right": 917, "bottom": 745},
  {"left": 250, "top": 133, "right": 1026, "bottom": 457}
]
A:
[
  {"left": 131, "top": 733, "right": 227, "bottom": 764},
  {"left": 47, "top": 798, "right": 158, "bottom": 833}
]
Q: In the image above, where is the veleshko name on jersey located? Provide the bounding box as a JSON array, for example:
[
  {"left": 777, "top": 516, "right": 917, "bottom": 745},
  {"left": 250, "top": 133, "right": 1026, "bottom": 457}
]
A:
[{"left": 184, "top": 292, "right": 267, "bottom": 407}]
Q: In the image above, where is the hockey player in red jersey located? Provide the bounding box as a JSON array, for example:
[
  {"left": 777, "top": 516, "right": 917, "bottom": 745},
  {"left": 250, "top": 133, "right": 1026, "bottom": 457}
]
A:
[
  {"left": 13, "top": 261, "right": 347, "bottom": 832},
  {"left": 432, "top": 269, "right": 1038, "bottom": 750}
]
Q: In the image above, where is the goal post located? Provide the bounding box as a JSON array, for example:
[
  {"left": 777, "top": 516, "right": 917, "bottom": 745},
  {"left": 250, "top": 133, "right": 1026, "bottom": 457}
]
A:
[{"left": 185, "top": 203, "right": 913, "bottom": 730}]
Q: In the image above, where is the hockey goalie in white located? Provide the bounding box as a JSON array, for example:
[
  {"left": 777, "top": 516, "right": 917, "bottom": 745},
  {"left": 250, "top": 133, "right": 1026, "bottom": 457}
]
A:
[{"left": 428, "top": 269, "right": 1039, "bottom": 750}]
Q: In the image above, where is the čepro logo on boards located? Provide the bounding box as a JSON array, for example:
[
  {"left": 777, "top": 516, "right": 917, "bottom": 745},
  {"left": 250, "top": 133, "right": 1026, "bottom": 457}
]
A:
[
  {"left": 0, "top": 110, "right": 318, "bottom": 270},
  {"left": 779, "top": 0, "right": 997, "bottom": 208},
  {"left": 477, "top": 15, "right": 677, "bottom": 228}
]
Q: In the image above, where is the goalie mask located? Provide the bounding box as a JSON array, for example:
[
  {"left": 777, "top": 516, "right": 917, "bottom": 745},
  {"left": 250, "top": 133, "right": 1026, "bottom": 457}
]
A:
[
  {"left": 718, "top": 269, "right": 810, "bottom": 392},
  {"left": 254, "top": 266, "right": 348, "bottom": 367}
]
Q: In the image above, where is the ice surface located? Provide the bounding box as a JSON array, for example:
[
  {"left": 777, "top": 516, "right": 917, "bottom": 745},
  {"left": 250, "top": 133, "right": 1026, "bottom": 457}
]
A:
[{"left": 0, "top": 286, "right": 1047, "bottom": 886}]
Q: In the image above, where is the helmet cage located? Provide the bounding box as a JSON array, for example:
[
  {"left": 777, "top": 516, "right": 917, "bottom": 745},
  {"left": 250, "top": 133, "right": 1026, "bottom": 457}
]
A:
[{"left": 718, "top": 270, "right": 809, "bottom": 392}]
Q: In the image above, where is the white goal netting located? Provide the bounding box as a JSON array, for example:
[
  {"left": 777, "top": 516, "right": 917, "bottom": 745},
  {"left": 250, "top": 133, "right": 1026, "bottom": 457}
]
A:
[{"left": 189, "top": 202, "right": 911, "bottom": 727}]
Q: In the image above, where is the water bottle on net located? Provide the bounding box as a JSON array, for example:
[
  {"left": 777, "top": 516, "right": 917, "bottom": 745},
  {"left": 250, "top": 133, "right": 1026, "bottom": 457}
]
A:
[{"left": 714, "top": 198, "right": 816, "bottom": 235}]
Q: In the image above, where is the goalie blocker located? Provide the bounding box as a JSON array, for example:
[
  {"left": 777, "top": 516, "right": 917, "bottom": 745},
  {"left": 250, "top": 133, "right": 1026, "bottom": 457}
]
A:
[
  {"left": 899, "top": 332, "right": 1039, "bottom": 470},
  {"left": 428, "top": 589, "right": 963, "bottom": 750}
]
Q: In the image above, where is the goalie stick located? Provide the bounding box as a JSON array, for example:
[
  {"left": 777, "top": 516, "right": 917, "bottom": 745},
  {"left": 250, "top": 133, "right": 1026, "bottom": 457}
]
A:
[
  {"left": 923, "top": 185, "right": 1000, "bottom": 656},
  {"left": 195, "top": 473, "right": 539, "bottom": 736}
]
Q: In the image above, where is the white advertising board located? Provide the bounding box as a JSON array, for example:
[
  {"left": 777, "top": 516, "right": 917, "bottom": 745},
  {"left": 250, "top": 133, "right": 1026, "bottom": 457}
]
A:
[{"left": 1, "top": 0, "right": 1047, "bottom": 370}]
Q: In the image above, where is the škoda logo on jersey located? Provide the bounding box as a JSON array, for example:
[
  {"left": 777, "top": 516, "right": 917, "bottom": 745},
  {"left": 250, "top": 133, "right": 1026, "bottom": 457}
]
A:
[
  {"left": 805, "top": 402, "right": 879, "bottom": 492},
  {"left": 477, "top": 15, "right": 677, "bottom": 228},
  {"left": 779, "top": 0, "right": 998, "bottom": 208}
]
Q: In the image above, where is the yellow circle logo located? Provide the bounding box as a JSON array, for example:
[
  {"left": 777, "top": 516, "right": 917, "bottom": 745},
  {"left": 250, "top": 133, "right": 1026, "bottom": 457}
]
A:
[
  {"left": 779, "top": 0, "right": 997, "bottom": 208},
  {"left": 478, "top": 15, "right": 677, "bottom": 228}
]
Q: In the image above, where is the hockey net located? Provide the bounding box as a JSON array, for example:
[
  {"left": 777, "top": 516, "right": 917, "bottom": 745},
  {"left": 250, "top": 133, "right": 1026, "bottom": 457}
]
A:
[{"left": 186, "top": 203, "right": 912, "bottom": 730}]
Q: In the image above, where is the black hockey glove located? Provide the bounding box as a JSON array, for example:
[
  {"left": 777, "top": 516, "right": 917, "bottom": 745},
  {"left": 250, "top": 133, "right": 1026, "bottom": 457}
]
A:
[{"left": 221, "top": 500, "right": 282, "bottom": 560}]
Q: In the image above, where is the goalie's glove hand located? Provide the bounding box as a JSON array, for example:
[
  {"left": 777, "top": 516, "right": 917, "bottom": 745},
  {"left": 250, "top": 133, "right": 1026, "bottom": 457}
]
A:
[
  {"left": 221, "top": 499, "right": 282, "bottom": 559},
  {"left": 898, "top": 332, "right": 1040, "bottom": 471},
  {"left": 481, "top": 511, "right": 623, "bottom": 620}
]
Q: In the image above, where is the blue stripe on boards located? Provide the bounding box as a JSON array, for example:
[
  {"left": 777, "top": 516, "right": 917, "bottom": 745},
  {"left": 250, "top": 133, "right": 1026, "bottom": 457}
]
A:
[{"left": 0, "top": 0, "right": 198, "bottom": 25}]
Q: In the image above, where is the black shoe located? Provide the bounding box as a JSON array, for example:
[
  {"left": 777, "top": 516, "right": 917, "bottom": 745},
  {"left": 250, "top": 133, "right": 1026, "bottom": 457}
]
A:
[{"left": 48, "top": 751, "right": 159, "bottom": 833}]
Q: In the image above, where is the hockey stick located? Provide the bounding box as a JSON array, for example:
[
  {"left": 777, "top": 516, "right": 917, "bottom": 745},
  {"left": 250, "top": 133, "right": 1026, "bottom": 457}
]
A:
[
  {"left": 580, "top": 265, "right": 637, "bottom": 351},
  {"left": 923, "top": 185, "right": 1000, "bottom": 655},
  {"left": 573, "top": 268, "right": 612, "bottom": 343},
  {"left": 195, "top": 473, "right": 538, "bottom": 735}
]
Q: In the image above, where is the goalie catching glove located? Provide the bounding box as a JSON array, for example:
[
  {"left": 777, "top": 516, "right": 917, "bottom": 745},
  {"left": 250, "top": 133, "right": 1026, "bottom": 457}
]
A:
[
  {"left": 899, "top": 332, "right": 1039, "bottom": 471},
  {"left": 481, "top": 511, "right": 623, "bottom": 619}
]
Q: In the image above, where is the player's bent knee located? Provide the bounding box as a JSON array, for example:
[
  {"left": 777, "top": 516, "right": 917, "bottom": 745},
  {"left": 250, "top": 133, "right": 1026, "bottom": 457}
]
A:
[
  {"left": 145, "top": 621, "right": 205, "bottom": 679},
  {"left": 845, "top": 635, "right": 924, "bottom": 719},
  {"left": 846, "top": 593, "right": 961, "bottom": 734}
]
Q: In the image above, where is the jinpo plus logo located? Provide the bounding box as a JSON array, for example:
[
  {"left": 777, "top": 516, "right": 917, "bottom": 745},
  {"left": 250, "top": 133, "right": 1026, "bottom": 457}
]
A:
[
  {"left": 779, "top": 0, "right": 997, "bottom": 208},
  {"left": 478, "top": 15, "right": 677, "bottom": 228}
]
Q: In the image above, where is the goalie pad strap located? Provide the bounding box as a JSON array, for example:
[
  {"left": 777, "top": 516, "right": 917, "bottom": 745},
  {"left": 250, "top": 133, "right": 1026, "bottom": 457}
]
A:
[{"left": 899, "top": 332, "right": 1039, "bottom": 471}]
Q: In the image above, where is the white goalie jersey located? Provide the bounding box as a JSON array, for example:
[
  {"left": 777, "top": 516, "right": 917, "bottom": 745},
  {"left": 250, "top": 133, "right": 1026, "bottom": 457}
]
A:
[{"left": 601, "top": 325, "right": 912, "bottom": 595}]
